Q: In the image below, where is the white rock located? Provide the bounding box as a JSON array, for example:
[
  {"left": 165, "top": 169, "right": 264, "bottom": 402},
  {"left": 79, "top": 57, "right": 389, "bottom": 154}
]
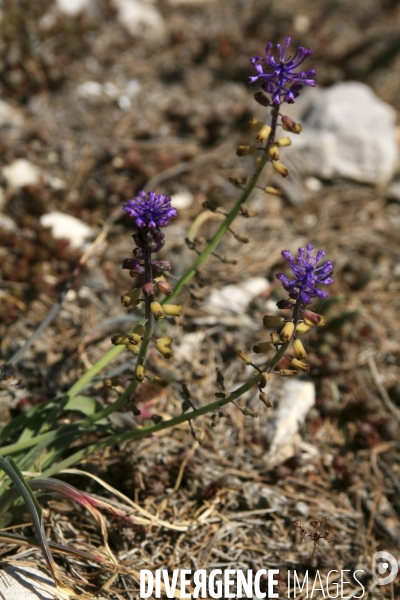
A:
[
  {"left": 0, "top": 213, "right": 16, "bottom": 231},
  {"left": 205, "top": 277, "right": 269, "bottom": 316},
  {"left": 170, "top": 191, "right": 194, "bottom": 210},
  {"left": 264, "top": 380, "right": 315, "bottom": 467},
  {"left": 118, "top": 95, "right": 132, "bottom": 111},
  {"left": 112, "top": 0, "right": 165, "bottom": 38},
  {"left": 40, "top": 212, "right": 94, "bottom": 249},
  {"left": 0, "top": 565, "right": 61, "bottom": 599},
  {"left": 76, "top": 80, "right": 103, "bottom": 98},
  {"left": 56, "top": 0, "right": 92, "bottom": 16},
  {"left": 288, "top": 82, "right": 398, "bottom": 187},
  {"left": 2, "top": 159, "right": 65, "bottom": 190},
  {"left": 0, "top": 99, "right": 24, "bottom": 128},
  {"left": 126, "top": 79, "right": 142, "bottom": 97}
]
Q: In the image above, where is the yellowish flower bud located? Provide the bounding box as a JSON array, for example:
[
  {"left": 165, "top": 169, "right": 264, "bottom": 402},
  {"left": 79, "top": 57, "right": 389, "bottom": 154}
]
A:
[
  {"left": 280, "top": 321, "right": 295, "bottom": 342},
  {"left": 150, "top": 301, "right": 165, "bottom": 321},
  {"left": 129, "top": 324, "right": 145, "bottom": 344},
  {"left": 263, "top": 315, "right": 285, "bottom": 327},
  {"left": 259, "top": 392, "right": 272, "bottom": 407},
  {"left": 264, "top": 186, "right": 283, "bottom": 196},
  {"left": 280, "top": 369, "right": 298, "bottom": 377},
  {"left": 253, "top": 342, "right": 273, "bottom": 353},
  {"left": 120, "top": 289, "right": 141, "bottom": 308},
  {"left": 111, "top": 334, "right": 128, "bottom": 346},
  {"left": 135, "top": 365, "right": 145, "bottom": 382},
  {"left": 237, "top": 350, "right": 253, "bottom": 365},
  {"left": 293, "top": 339, "right": 307, "bottom": 360},
  {"left": 163, "top": 304, "right": 184, "bottom": 317},
  {"left": 256, "top": 125, "right": 272, "bottom": 142},
  {"left": 273, "top": 161, "right": 289, "bottom": 177},
  {"left": 275, "top": 136, "right": 292, "bottom": 147},
  {"left": 248, "top": 117, "right": 264, "bottom": 131},
  {"left": 126, "top": 343, "right": 139, "bottom": 355},
  {"left": 296, "top": 322, "right": 310, "bottom": 335},
  {"left": 270, "top": 331, "right": 280, "bottom": 345},
  {"left": 268, "top": 144, "right": 280, "bottom": 161},
  {"left": 156, "top": 337, "right": 174, "bottom": 359},
  {"left": 291, "top": 358, "right": 310, "bottom": 372},
  {"left": 236, "top": 145, "right": 257, "bottom": 157}
]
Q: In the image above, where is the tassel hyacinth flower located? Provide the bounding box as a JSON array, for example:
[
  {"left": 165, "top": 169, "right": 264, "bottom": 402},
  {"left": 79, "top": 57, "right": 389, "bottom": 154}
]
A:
[
  {"left": 116, "top": 191, "right": 181, "bottom": 375},
  {"left": 249, "top": 36, "right": 315, "bottom": 105},
  {"left": 276, "top": 244, "right": 334, "bottom": 306}
]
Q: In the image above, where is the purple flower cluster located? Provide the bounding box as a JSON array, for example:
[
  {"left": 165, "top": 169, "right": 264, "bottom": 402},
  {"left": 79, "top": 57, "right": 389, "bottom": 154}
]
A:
[
  {"left": 123, "top": 190, "right": 177, "bottom": 230},
  {"left": 249, "top": 37, "right": 315, "bottom": 105},
  {"left": 276, "top": 244, "right": 333, "bottom": 305}
]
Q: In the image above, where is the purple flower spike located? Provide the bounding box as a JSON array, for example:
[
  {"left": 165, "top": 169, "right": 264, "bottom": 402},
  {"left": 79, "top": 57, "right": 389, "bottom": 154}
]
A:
[
  {"left": 123, "top": 190, "right": 177, "bottom": 229},
  {"left": 276, "top": 244, "right": 333, "bottom": 305},
  {"left": 249, "top": 36, "right": 315, "bottom": 105}
]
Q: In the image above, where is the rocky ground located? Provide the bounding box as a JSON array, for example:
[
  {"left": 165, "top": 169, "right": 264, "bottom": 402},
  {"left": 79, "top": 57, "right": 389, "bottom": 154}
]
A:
[{"left": 0, "top": 0, "right": 400, "bottom": 598}]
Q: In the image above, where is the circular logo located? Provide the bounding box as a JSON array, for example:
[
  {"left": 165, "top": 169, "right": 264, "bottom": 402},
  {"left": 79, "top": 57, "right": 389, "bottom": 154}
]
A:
[{"left": 372, "top": 552, "right": 398, "bottom": 585}]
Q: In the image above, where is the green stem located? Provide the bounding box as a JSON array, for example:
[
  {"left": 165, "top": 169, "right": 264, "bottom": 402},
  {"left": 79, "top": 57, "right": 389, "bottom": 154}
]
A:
[{"left": 35, "top": 340, "right": 291, "bottom": 478}]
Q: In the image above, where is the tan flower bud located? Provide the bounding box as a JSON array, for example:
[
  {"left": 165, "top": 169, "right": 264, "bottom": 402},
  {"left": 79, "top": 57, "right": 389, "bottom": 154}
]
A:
[
  {"left": 253, "top": 342, "right": 273, "bottom": 353},
  {"left": 268, "top": 144, "right": 280, "bottom": 161},
  {"left": 236, "top": 145, "right": 257, "bottom": 157},
  {"left": 273, "top": 161, "right": 290, "bottom": 177},
  {"left": 237, "top": 350, "right": 253, "bottom": 365},
  {"left": 282, "top": 115, "right": 303, "bottom": 134},
  {"left": 241, "top": 406, "right": 258, "bottom": 417},
  {"left": 111, "top": 335, "right": 128, "bottom": 346},
  {"left": 280, "top": 321, "right": 295, "bottom": 342},
  {"left": 220, "top": 256, "right": 239, "bottom": 264},
  {"left": 259, "top": 392, "right": 272, "bottom": 407},
  {"left": 234, "top": 233, "right": 249, "bottom": 243},
  {"left": 293, "top": 339, "right": 307, "bottom": 360},
  {"left": 103, "top": 377, "right": 123, "bottom": 388},
  {"left": 303, "top": 310, "right": 326, "bottom": 327},
  {"left": 275, "top": 136, "right": 292, "bottom": 147},
  {"left": 248, "top": 117, "right": 264, "bottom": 131},
  {"left": 229, "top": 176, "right": 249, "bottom": 187},
  {"left": 163, "top": 304, "right": 184, "bottom": 317},
  {"left": 135, "top": 365, "right": 145, "bottom": 382},
  {"left": 120, "top": 289, "right": 141, "bottom": 308},
  {"left": 264, "top": 186, "right": 283, "bottom": 196},
  {"left": 240, "top": 204, "right": 258, "bottom": 218},
  {"left": 259, "top": 372, "right": 269, "bottom": 388},
  {"left": 256, "top": 124, "right": 272, "bottom": 142},
  {"left": 263, "top": 315, "right": 285, "bottom": 327},
  {"left": 150, "top": 301, "right": 165, "bottom": 321},
  {"left": 291, "top": 358, "right": 310, "bottom": 372},
  {"left": 148, "top": 375, "right": 168, "bottom": 387},
  {"left": 280, "top": 369, "right": 298, "bottom": 377},
  {"left": 154, "top": 278, "right": 174, "bottom": 296},
  {"left": 296, "top": 322, "right": 310, "bottom": 334}
]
